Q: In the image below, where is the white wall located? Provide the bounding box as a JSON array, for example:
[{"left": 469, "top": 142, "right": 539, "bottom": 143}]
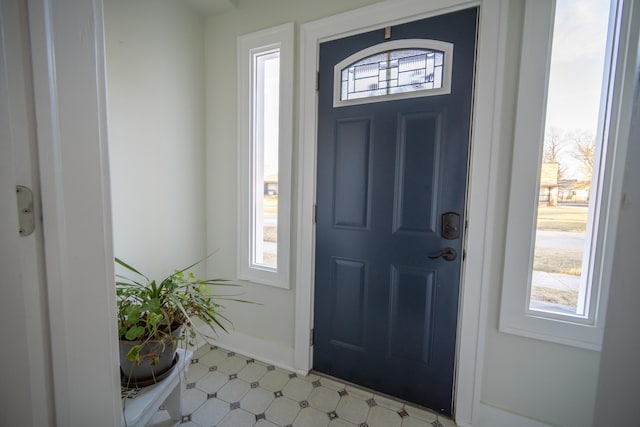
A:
[
  {"left": 105, "top": 0, "right": 207, "bottom": 279},
  {"left": 204, "top": 0, "right": 382, "bottom": 363},
  {"left": 478, "top": 3, "right": 600, "bottom": 427},
  {"left": 593, "top": 65, "right": 640, "bottom": 426}
]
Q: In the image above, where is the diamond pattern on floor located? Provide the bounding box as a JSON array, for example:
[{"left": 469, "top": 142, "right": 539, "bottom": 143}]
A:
[{"left": 144, "top": 344, "right": 458, "bottom": 427}]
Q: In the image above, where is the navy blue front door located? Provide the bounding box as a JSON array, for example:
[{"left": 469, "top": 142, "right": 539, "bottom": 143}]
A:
[{"left": 313, "top": 9, "right": 477, "bottom": 416}]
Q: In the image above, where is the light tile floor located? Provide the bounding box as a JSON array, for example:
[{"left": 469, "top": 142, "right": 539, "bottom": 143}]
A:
[{"left": 141, "top": 344, "right": 458, "bottom": 427}]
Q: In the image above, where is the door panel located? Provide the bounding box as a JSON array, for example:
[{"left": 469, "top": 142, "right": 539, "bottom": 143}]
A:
[
  {"left": 393, "top": 111, "right": 442, "bottom": 234},
  {"left": 387, "top": 265, "right": 435, "bottom": 365},
  {"left": 314, "top": 8, "right": 477, "bottom": 416},
  {"left": 333, "top": 118, "right": 372, "bottom": 229},
  {"left": 331, "top": 257, "right": 367, "bottom": 350}
]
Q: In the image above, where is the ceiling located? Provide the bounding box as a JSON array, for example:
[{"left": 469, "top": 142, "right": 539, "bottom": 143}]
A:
[{"left": 181, "top": 0, "right": 236, "bottom": 16}]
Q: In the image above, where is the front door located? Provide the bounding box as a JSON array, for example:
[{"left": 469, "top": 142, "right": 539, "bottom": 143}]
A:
[{"left": 314, "top": 8, "right": 477, "bottom": 416}]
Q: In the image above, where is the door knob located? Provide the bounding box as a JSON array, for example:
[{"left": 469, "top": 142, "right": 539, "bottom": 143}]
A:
[{"left": 427, "top": 247, "right": 457, "bottom": 261}]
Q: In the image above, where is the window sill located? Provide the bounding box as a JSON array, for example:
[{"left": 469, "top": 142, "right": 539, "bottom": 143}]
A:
[{"left": 499, "top": 308, "right": 603, "bottom": 351}]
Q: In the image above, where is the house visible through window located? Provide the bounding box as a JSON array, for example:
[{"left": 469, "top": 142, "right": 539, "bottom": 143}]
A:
[
  {"left": 237, "top": 23, "right": 293, "bottom": 289},
  {"left": 529, "top": 0, "right": 612, "bottom": 319},
  {"left": 253, "top": 49, "right": 280, "bottom": 268},
  {"left": 500, "top": 0, "right": 635, "bottom": 350}
]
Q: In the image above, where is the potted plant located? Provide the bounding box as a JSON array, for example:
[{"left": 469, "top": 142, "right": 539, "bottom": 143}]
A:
[{"left": 116, "top": 255, "right": 243, "bottom": 387}]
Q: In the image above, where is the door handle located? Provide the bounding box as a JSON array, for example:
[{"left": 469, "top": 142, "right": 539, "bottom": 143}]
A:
[{"left": 427, "top": 247, "right": 457, "bottom": 261}]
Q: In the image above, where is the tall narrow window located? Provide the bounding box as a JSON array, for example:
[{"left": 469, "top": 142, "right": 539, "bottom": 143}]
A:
[
  {"left": 238, "top": 23, "right": 293, "bottom": 288},
  {"left": 253, "top": 50, "right": 280, "bottom": 268},
  {"left": 529, "top": 0, "right": 612, "bottom": 319},
  {"left": 500, "top": 0, "right": 637, "bottom": 350}
]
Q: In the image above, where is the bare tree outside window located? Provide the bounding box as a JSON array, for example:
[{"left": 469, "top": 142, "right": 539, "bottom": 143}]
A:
[
  {"left": 567, "top": 130, "right": 596, "bottom": 178},
  {"left": 530, "top": 0, "right": 611, "bottom": 317},
  {"left": 543, "top": 127, "right": 567, "bottom": 181}
]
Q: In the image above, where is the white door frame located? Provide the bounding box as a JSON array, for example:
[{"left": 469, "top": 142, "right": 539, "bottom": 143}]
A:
[
  {"left": 293, "top": 1, "right": 509, "bottom": 425},
  {"left": 0, "top": 1, "right": 54, "bottom": 424},
  {"left": 27, "top": 0, "right": 122, "bottom": 425}
]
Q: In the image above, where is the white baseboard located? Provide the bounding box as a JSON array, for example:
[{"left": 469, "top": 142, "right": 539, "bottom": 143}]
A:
[
  {"left": 477, "top": 403, "right": 554, "bottom": 427},
  {"left": 197, "top": 327, "right": 298, "bottom": 374}
]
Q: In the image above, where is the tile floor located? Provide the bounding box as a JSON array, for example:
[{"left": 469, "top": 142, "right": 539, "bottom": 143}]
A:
[{"left": 139, "top": 344, "right": 458, "bottom": 427}]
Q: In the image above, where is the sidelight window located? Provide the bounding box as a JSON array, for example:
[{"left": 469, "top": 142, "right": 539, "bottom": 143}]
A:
[
  {"left": 237, "top": 23, "right": 293, "bottom": 288},
  {"left": 500, "top": 0, "right": 637, "bottom": 350}
]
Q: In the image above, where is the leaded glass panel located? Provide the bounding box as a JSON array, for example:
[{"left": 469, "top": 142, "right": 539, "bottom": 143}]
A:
[{"left": 340, "top": 49, "right": 445, "bottom": 101}]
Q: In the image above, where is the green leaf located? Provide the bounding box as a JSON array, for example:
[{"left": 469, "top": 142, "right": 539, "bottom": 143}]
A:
[
  {"left": 125, "top": 306, "right": 141, "bottom": 325},
  {"left": 148, "top": 312, "right": 163, "bottom": 326},
  {"left": 146, "top": 298, "right": 161, "bottom": 312},
  {"left": 172, "top": 250, "right": 220, "bottom": 277},
  {"left": 149, "top": 279, "right": 158, "bottom": 295},
  {"left": 126, "top": 345, "right": 141, "bottom": 362},
  {"left": 125, "top": 325, "right": 145, "bottom": 340},
  {"left": 115, "top": 258, "right": 150, "bottom": 282}
]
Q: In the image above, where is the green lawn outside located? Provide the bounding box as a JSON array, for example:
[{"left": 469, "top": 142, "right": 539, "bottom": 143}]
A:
[
  {"left": 536, "top": 205, "right": 588, "bottom": 232},
  {"left": 532, "top": 204, "right": 588, "bottom": 307}
]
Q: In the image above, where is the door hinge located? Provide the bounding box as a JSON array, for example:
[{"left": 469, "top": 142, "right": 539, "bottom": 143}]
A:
[
  {"left": 310, "top": 328, "right": 314, "bottom": 346},
  {"left": 384, "top": 26, "right": 392, "bottom": 40},
  {"left": 313, "top": 204, "right": 317, "bottom": 224},
  {"left": 16, "top": 185, "right": 35, "bottom": 237},
  {"left": 316, "top": 71, "right": 319, "bottom": 92}
]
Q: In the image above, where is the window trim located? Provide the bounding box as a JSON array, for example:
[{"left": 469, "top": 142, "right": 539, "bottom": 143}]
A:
[
  {"left": 332, "top": 39, "right": 453, "bottom": 107},
  {"left": 499, "top": 0, "right": 638, "bottom": 351},
  {"left": 237, "top": 23, "right": 294, "bottom": 289}
]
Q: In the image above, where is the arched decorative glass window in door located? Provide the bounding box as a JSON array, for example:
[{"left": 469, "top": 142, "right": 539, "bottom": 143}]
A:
[{"left": 333, "top": 39, "right": 453, "bottom": 107}]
